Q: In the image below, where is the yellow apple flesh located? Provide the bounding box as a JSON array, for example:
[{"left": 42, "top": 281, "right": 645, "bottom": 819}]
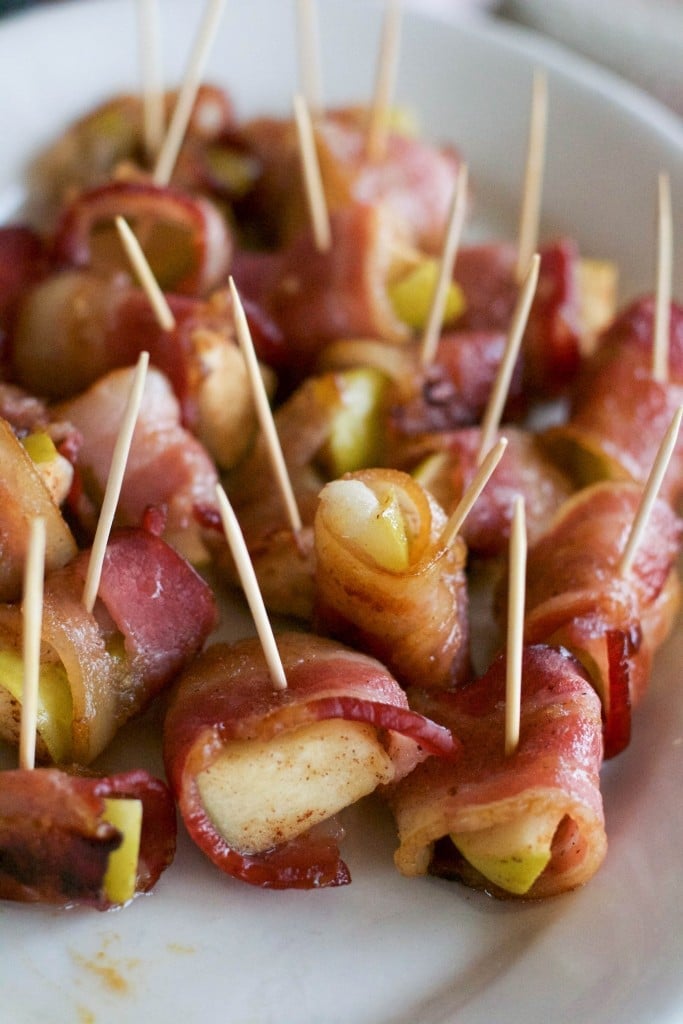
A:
[
  {"left": 196, "top": 719, "right": 394, "bottom": 855},
  {"left": 451, "top": 812, "right": 562, "bottom": 896},
  {"left": 318, "top": 479, "right": 410, "bottom": 571},
  {"left": 102, "top": 797, "right": 143, "bottom": 905}
]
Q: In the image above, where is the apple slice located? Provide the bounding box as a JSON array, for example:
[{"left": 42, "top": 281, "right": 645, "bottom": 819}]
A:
[
  {"left": 317, "top": 478, "right": 410, "bottom": 571},
  {"left": 196, "top": 719, "right": 394, "bottom": 855},
  {"left": 0, "top": 648, "right": 73, "bottom": 764},
  {"left": 101, "top": 797, "right": 143, "bottom": 905},
  {"left": 388, "top": 258, "right": 465, "bottom": 330},
  {"left": 316, "top": 367, "right": 388, "bottom": 477},
  {"left": 450, "top": 811, "right": 563, "bottom": 896}
]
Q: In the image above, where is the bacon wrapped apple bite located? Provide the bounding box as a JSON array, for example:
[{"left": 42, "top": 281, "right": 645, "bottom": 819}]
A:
[
  {"left": 388, "top": 645, "right": 606, "bottom": 899},
  {"left": 0, "top": 526, "right": 218, "bottom": 766},
  {"left": 313, "top": 467, "right": 470, "bottom": 690},
  {"left": 0, "top": 766, "right": 176, "bottom": 909},
  {"left": 163, "top": 631, "right": 460, "bottom": 890},
  {"left": 541, "top": 296, "right": 683, "bottom": 509},
  {"left": 55, "top": 364, "right": 220, "bottom": 563},
  {"left": 517, "top": 480, "right": 682, "bottom": 757}
]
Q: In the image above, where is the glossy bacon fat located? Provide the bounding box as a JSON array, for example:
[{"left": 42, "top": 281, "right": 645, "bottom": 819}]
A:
[
  {"left": 0, "top": 767, "right": 176, "bottom": 909},
  {"left": 0, "top": 527, "right": 218, "bottom": 765},
  {"left": 520, "top": 481, "right": 682, "bottom": 757},
  {"left": 389, "top": 645, "right": 606, "bottom": 899},
  {"left": 163, "top": 632, "right": 460, "bottom": 890},
  {"left": 314, "top": 468, "right": 470, "bottom": 689}
]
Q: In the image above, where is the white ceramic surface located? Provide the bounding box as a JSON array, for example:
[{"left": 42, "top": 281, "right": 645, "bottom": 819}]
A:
[{"left": 0, "top": 2, "right": 682, "bottom": 1023}]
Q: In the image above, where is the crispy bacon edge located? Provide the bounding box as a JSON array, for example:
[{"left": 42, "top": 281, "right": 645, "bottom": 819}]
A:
[
  {"left": 163, "top": 634, "right": 461, "bottom": 890},
  {"left": 0, "top": 767, "right": 176, "bottom": 909}
]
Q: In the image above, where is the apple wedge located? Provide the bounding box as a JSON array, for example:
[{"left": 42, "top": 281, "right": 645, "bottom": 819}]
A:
[{"left": 196, "top": 719, "right": 394, "bottom": 855}]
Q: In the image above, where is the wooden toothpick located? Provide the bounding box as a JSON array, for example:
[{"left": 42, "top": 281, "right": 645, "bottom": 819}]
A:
[
  {"left": 516, "top": 69, "right": 547, "bottom": 285},
  {"left": 19, "top": 517, "right": 46, "bottom": 772},
  {"left": 228, "top": 277, "right": 303, "bottom": 538},
  {"left": 366, "top": 0, "right": 402, "bottom": 162},
  {"left": 137, "top": 0, "right": 165, "bottom": 162},
  {"left": 652, "top": 171, "right": 673, "bottom": 384},
  {"left": 618, "top": 405, "right": 683, "bottom": 577},
  {"left": 115, "top": 216, "right": 176, "bottom": 331},
  {"left": 82, "top": 351, "right": 150, "bottom": 613},
  {"left": 296, "top": 0, "right": 323, "bottom": 117},
  {"left": 438, "top": 436, "right": 508, "bottom": 549},
  {"left": 293, "top": 92, "right": 332, "bottom": 252},
  {"left": 505, "top": 495, "right": 526, "bottom": 757},
  {"left": 153, "top": 0, "right": 227, "bottom": 186},
  {"left": 215, "top": 484, "right": 287, "bottom": 692},
  {"left": 477, "top": 253, "right": 541, "bottom": 464},
  {"left": 419, "top": 163, "right": 469, "bottom": 367}
]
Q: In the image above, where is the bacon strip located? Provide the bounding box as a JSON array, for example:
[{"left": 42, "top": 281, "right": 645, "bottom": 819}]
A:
[
  {"left": 0, "top": 767, "right": 176, "bottom": 908},
  {"left": 163, "top": 632, "right": 460, "bottom": 889},
  {"left": 392, "top": 426, "right": 574, "bottom": 558},
  {"left": 0, "top": 527, "right": 218, "bottom": 765},
  {"left": 388, "top": 645, "right": 606, "bottom": 898},
  {"left": 520, "top": 481, "right": 682, "bottom": 756},
  {"left": 453, "top": 239, "right": 582, "bottom": 396},
  {"left": 313, "top": 468, "right": 470, "bottom": 689},
  {"left": 542, "top": 296, "right": 683, "bottom": 508},
  {"left": 51, "top": 179, "right": 232, "bottom": 297}
]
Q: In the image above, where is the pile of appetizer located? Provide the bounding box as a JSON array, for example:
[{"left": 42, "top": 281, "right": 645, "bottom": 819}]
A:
[{"left": 0, "top": 58, "right": 680, "bottom": 910}]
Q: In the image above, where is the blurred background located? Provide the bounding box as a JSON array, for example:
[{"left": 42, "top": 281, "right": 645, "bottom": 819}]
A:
[{"left": 0, "top": 0, "right": 681, "bottom": 119}]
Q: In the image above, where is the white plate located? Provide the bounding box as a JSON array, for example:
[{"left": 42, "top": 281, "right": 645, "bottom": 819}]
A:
[{"left": 1, "top": 2, "right": 682, "bottom": 1023}]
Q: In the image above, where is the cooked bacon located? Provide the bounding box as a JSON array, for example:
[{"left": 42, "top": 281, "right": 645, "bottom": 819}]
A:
[
  {"left": 11, "top": 273, "right": 268, "bottom": 470},
  {"left": 25, "top": 85, "right": 236, "bottom": 229},
  {"left": 542, "top": 296, "right": 683, "bottom": 509},
  {"left": 0, "top": 527, "right": 218, "bottom": 765},
  {"left": 386, "top": 329, "right": 525, "bottom": 437},
  {"left": 163, "top": 632, "right": 460, "bottom": 889},
  {"left": 313, "top": 468, "right": 470, "bottom": 689},
  {"left": 0, "top": 227, "right": 50, "bottom": 366},
  {"left": 55, "top": 365, "right": 220, "bottom": 563},
  {"left": 0, "top": 766, "right": 176, "bottom": 908},
  {"left": 453, "top": 239, "right": 582, "bottom": 396},
  {"left": 230, "top": 107, "right": 462, "bottom": 252},
  {"left": 51, "top": 179, "right": 232, "bottom": 297},
  {"left": 388, "top": 645, "right": 606, "bottom": 898},
  {"left": 392, "top": 426, "right": 574, "bottom": 558},
  {"left": 519, "top": 481, "right": 682, "bottom": 756},
  {"left": 232, "top": 203, "right": 410, "bottom": 376},
  {"left": 0, "top": 417, "right": 77, "bottom": 604}
]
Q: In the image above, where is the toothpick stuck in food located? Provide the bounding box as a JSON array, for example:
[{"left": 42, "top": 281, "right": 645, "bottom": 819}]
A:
[
  {"left": 419, "top": 163, "right": 469, "bottom": 368},
  {"left": 153, "top": 0, "right": 227, "bottom": 186},
  {"left": 228, "top": 277, "right": 303, "bottom": 538},
  {"left": 215, "top": 484, "right": 288, "bottom": 692},
  {"left": 293, "top": 92, "right": 332, "bottom": 252},
  {"left": 438, "top": 436, "right": 508, "bottom": 550},
  {"left": 505, "top": 495, "right": 526, "bottom": 757},
  {"left": 477, "top": 253, "right": 541, "bottom": 464},
  {"left": 82, "top": 351, "right": 150, "bottom": 614},
  {"left": 618, "top": 404, "right": 683, "bottom": 577},
  {"left": 115, "top": 216, "right": 176, "bottom": 331},
  {"left": 19, "top": 516, "right": 46, "bottom": 772}
]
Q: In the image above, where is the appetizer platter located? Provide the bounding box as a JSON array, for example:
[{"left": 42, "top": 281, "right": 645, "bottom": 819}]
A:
[{"left": 1, "top": 1, "right": 683, "bottom": 1022}]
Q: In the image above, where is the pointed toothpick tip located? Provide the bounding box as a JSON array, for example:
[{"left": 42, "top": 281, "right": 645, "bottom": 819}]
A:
[
  {"left": 82, "top": 351, "right": 150, "bottom": 614},
  {"left": 618, "top": 404, "right": 683, "bottom": 577},
  {"left": 215, "top": 484, "right": 287, "bottom": 692}
]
